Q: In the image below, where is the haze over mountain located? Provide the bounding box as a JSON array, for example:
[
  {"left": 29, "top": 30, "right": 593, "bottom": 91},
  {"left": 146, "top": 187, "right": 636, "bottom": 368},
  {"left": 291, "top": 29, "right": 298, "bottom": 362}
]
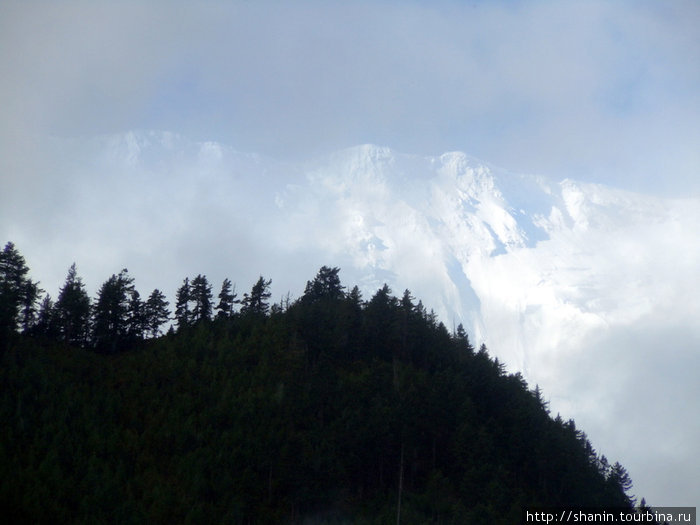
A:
[{"left": 3, "top": 131, "right": 698, "bottom": 506}]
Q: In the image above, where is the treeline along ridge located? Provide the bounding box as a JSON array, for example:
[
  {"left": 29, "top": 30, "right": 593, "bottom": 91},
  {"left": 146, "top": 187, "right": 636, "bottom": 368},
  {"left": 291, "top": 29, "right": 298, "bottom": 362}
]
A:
[{"left": 0, "top": 241, "right": 647, "bottom": 523}]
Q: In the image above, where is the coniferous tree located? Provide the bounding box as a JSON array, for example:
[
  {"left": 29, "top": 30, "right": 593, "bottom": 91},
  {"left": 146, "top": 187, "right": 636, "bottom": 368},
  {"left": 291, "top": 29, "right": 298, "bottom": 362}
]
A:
[
  {"left": 34, "top": 294, "right": 58, "bottom": 339},
  {"left": 454, "top": 322, "right": 474, "bottom": 360},
  {"left": 297, "top": 267, "right": 349, "bottom": 363},
  {"left": 190, "top": 274, "right": 213, "bottom": 324},
  {"left": 0, "top": 242, "right": 40, "bottom": 343},
  {"left": 367, "top": 283, "right": 394, "bottom": 311},
  {"left": 241, "top": 276, "right": 272, "bottom": 317},
  {"left": 347, "top": 285, "right": 363, "bottom": 308},
  {"left": 54, "top": 263, "right": 91, "bottom": 347},
  {"left": 397, "top": 289, "right": 417, "bottom": 363},
  {"left": 636, "top": 498, "right": 660, "bottom": 523},
  {"left": 216, "top": 278, "right": 237, "bottom": 319},
  {"left": 364, "top": 284, "right": 398, "bottom": 361},
  {"left": 127, "top": 289, "right": 146, "bottom": 341},
  {"left": 0, "top": 242, "right": 28, "bottom": 332},
  {"left": 174, "top": 277, "right": 191, "bottom": 330},
  {"left": 92, "top": 269, "right": 136, "bottom": 352},
  {"left": 532, "top": 384, "right": 550, "bottom": 414},
  {"left": 608, "top": 462, "right": 635, "bottom": 507},
  {"left": 144, "top": 289, "right": 170, "bottom": 338},
  {"left": 302, "top": 266, "right": 344, "bottom": 303},
  {"left": 19, "top": 280, "right": 43, "bottom": 334},
  {"left": 344, "top": 285, "right": 364, "bottom": 359}
]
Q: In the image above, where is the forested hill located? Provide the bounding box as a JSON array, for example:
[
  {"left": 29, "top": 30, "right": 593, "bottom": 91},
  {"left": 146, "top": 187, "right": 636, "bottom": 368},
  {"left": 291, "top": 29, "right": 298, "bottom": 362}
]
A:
[{"left": 1, "top": 242, "right": 640, "bottom": 523}]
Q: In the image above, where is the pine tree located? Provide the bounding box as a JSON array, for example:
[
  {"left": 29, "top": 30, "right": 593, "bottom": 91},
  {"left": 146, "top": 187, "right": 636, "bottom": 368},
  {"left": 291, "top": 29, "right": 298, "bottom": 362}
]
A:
[
  {"left": 54, "top": 263, "right": 91, "bottom": 347},
  {"left": 19, "top": 279, "right": 43, "bottom": 334},
  {"left": 608, "top": 462, "right": 635, "bottom": 506},
  {"left": 454, "top": 323, "right": 474, "bottom": 358},
  {"left": 241, "top": 276, "right": 272, "bottom": 317},
  {"left": 216, "top": 278, "right": 237, "bottom": 319},
  {"left": 190, "top": 274, "right": 213, "bottom": 324},
  {"left": 347, "top": 285, "right": 363, "bottom": 309},
  {"left": 144, "top": 289, "right": 170, "bottom": 338},
  {"left": 363, "top": 284, "right": 399, "bottom": 362},
  {"left": 34, "top": 294, "right": 59, "bottom": 339},
  {"left": 92, "top": 269, "right": 136, "bottom": 352},
  {"left": 397, "top": 289, "right": 417, "bottom": 363},
  {"left": 0, "top": 242, "right": 40, "bottom": 344},
  {"left": 344, "top": 285, "right": 364, "bottom": 359},
  {"left": 302, "top": 266, "right": 344, "bottom": 303},
  {"left": 174, "top": 277, "right": 191, "bottom": 330},
  {"left": 532, "top": 384, "right": 550, "bottom": 414},
  {"left": 127, "top": 289, "right": 146, "bottom": 341}
]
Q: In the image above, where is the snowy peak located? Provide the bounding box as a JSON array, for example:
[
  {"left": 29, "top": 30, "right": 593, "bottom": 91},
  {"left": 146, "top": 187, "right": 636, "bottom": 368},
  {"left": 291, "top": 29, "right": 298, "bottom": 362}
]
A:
[
  {"left": 300, "top": 144, "right": 547, "bottom": 260},
  {"left": 56, "top": 132, "right": 699, "bottom": 372}
]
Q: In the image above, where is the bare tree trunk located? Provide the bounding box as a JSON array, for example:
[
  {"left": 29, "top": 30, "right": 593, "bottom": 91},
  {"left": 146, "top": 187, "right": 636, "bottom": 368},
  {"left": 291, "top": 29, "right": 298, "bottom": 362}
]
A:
[
  {"left": 396, "top": 441, "right": 404, "bottom": 525},
  {"left": 393, "top": 356, "right": 399, "bottom": 391}
]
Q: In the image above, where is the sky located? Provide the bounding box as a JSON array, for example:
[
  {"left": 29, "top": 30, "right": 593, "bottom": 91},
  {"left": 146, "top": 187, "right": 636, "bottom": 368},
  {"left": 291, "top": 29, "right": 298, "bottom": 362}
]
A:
[
  {"left": 2, "top": 1, "right": 698, "bottom": 193},
  {"left": 1, "top": 0, "right": 699, "bottom": 509}
]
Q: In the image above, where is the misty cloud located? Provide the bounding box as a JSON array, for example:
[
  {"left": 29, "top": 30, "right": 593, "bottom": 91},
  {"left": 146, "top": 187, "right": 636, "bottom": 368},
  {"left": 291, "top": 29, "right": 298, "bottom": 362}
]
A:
[{"left": 2, "top": 1, "right": 698, "bottom": 193}]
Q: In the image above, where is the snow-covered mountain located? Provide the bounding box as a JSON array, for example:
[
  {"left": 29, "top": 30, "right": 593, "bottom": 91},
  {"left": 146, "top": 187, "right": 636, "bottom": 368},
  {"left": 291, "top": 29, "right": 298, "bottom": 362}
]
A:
[
  {"left": 5, "top": 131, "right": 699, "bottom": 507},
  {"left": 272, "top": 143, "right": 699, "bottom": 377},
  {"left": 31, "top": 131, "right": 696, "bottom": 379},
  {"left": 266, "top": 143, "right": 700, "bottom": 509}
]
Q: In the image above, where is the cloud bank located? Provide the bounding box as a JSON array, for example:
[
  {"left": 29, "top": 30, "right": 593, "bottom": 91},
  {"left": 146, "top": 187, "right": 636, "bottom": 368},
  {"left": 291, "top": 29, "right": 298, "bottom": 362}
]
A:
[{"left": 2, "top": 1, "right": 698, "bottom": 194}]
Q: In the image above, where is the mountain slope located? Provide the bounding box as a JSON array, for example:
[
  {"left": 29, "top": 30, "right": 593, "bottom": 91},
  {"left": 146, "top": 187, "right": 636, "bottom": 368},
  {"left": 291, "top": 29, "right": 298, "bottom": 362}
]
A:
[{"left": 1, "top": 269, "right": 637, "bottom": 523}]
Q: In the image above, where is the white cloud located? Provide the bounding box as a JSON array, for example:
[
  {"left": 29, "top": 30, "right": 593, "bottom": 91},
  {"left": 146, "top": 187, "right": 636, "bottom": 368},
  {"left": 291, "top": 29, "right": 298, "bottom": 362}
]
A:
[{"left": 2, "top": 1, "right": 698, "bottom": 193}]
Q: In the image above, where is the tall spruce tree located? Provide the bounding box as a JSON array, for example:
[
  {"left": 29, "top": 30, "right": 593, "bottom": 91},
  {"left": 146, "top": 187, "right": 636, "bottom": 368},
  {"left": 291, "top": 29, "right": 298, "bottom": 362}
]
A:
[
  {"left": 241, "top": 276, "right": 272, "bottom": 317},
  {"left": 190, "top": 274, "right": 213, "bottom": 324},
  {"left": 216, "top": 278, "right": 237, "bottom": 319},
  {"left": 0, "top": 242, "right": 40, "bottom": 344},
  {"left": 19, "top": 280, "right": 43, "bottom": 334},
  {"left": 92, "top": 269, "right": 136, "bottom": 352},
  {"left": 363, "top": 284, "right": 398, "bottom": 361},
  {"left": 34, "top": 294, "right": 58, "bottom": 339},
  {"left": 174, "top": 277, "right": 191, "bottom": 330},
  {"left": 302, "top": 266, "right": 344, "bottom": 303},
  {"left": 608, "top": 462, "right": 635, "bottom": 507},
  {"left": 144, "top": 289, "right": 170, "bottom": 338},
  {"left": 55, "top": 263, "right": 91, "bottom": 347},
  {"left": 127, "top": 289, "right": 146, "bottom": 341},
  {"left": 454, "top": 322, "right": 474, "bottom": 359}
]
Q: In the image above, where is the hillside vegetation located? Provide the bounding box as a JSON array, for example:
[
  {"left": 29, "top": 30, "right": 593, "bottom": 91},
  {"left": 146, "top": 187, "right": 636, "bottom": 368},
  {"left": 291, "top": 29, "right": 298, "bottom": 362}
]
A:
[{"left": 1, "top": 243, "right": 637, "bottom": 523}]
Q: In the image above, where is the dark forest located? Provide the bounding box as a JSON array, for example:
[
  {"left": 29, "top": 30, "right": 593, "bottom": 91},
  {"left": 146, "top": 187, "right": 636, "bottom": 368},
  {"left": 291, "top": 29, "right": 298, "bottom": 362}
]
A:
[{"left": 1, "top": 241, "right": 652, "bottom": 523}]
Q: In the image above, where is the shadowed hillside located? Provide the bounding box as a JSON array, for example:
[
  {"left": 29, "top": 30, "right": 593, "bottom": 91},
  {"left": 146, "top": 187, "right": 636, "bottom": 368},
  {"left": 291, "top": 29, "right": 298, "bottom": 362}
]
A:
[{"left": 1, "top": 246, "right": 640, "bottom": 523}]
